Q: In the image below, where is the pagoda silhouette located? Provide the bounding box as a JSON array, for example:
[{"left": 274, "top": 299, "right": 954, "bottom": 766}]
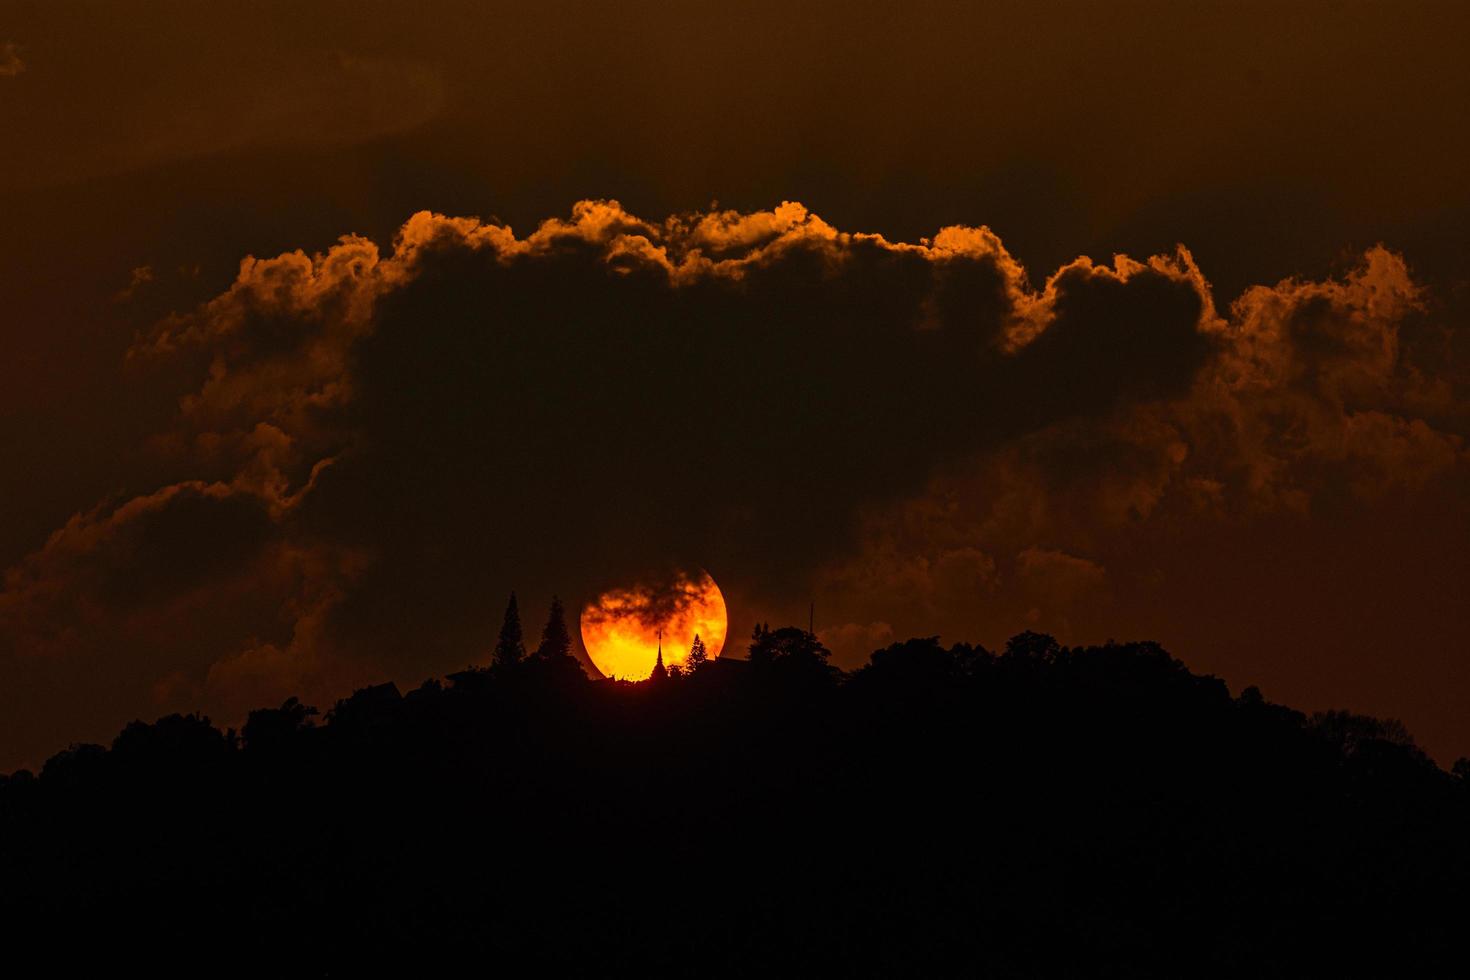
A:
[{"left": 648, "top": 629, "right": 669, "bottom": 682}]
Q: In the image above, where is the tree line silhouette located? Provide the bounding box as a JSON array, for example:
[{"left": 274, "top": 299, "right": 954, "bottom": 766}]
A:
[{"left": 2, "top": 601, "right": 1468, "bottom": 974}]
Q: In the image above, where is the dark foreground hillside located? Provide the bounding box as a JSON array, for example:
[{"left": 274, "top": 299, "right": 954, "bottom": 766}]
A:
[{"left": 3, "top": 630, "right": 1468, "bottom": 975}]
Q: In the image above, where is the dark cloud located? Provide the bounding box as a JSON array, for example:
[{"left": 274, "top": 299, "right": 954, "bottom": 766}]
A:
[
  {"left": 185, "top": 206, "right": 1214, "bottom": 673},
  {"left": 582, "top": 571, "right": 715, "bottom": 633},
  {"left": 814, "top": 246, "right": 1468, "bottom": 724},
  {"left": 1, "top": 202, "right": 1466, "bottom": 768}
]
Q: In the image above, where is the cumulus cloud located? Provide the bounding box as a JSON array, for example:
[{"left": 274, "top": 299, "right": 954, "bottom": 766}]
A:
[
  {"left": 814, "top": 244, "right": 1466, "bottom": 654},
  {"left": 1, "top": 200, "right": 1464, "bottom": 767},
  {"left": 1194, "top": 247, "right": 1463, "bottom": 505}
]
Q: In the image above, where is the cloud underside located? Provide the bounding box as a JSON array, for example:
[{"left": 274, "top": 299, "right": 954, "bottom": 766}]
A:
[{"left": 1, "top": 200, "right": 1464, "bottom": 762}]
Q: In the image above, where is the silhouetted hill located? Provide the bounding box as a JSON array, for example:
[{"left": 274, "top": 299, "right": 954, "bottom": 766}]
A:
[{"left": 3, "top": 632, "right": 1467, "bottom": 975}]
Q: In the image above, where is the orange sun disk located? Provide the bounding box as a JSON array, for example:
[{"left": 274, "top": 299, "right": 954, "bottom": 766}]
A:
[{"left": 580, "top": 570, "right": 728, "bottom": 681}]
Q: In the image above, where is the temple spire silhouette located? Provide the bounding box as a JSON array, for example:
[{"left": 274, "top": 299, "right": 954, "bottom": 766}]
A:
[{"left": 649, "top": 629, "right": 668, "bottom": 682}]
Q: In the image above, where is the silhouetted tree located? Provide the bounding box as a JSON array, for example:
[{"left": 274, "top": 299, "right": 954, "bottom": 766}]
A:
[
  {"left": 242, "top": 697, "right": 318, "bottom": 753},
  {"left": 534, "top": 596, "right": 572, "bottom": 660},
  {"left": 686, "top": 634, "right": 709, "bottom": 672},
  {"left": 1002, "top": 630, "right": 1061, "bottom": 663},
  {"left": 748, "top": 622, "right": 836, "bottom": 691},
  {"left": 110, "top": 713, "right": 229, "bottom": 769},
  {"left": 855, "top": 636, "right": 957, "bottom": 690},
  {"left": 1309, "top": 709, "right": 1419, "bottom": 756},
  {"left": 326, "top": 683, "right": 403, "bottom": 737},
  {"left": 949, "top": 640, "right": 996, "bottom": 676},
  {"left": 748, "top": 622, "right": 770, "bottom": 662},
  {"left": 494, "top": 592, "right": 526, "bottom": 667},
  {"left": 39, "top": 743, "right": 108, "bottom": 787},
  {"left": 748, "top": 623, "right": 829, "bottom": 666}
]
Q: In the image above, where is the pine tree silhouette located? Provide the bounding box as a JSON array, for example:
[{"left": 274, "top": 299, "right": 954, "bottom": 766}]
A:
[
  {"left": 686, "top": 633, "right": 709, "bottom": 672},
  {"left": 494, "top": 592, "right": 526, "bottom": 667},
  {"left": 535, "top": 596, "right": 572, "bottom": 660}
]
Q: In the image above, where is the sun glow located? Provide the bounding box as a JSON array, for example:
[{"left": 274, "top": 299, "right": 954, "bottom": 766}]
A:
[{"left": 580, "top": 570, "right": 728, "bottom": 681}]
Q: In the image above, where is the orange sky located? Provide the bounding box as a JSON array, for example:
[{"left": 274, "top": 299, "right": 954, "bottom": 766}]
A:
[{"left": 0, "top": 0, "right": 1467, "bottom": 769}]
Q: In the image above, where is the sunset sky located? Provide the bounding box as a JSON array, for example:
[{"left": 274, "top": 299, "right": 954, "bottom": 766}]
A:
[{"left": 2, "top": 0, "right": 1468, "bottom": 769}]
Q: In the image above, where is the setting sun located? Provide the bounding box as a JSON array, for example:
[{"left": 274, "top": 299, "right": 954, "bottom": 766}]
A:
[{"left": 580, "top": 570, "right": 728, "bottom": 680}]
